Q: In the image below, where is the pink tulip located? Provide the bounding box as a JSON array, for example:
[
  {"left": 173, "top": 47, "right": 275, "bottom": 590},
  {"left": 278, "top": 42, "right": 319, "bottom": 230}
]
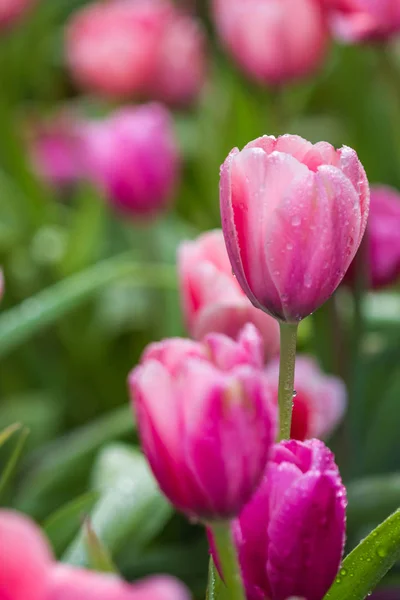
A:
[
  {"left": 65, "top": 0, "right": 206, "bottom": 104},
  {"left": 0, "top": 0, "right": 35, "bottom": 29},
  {"left": 212, "top": 0, "right": 329, "bottom": 86},
  {"left": 323, "top": 0, "right": 400, "bottom": 42},
  {"left": 0, "top": 510, "right": 53, "bottom": 600},
  {"left": 48, "top": 566, "right": 189, "bottom": 600},
  {"left": 264, "top": 355, "right": 347, "bottom": 440},
  {"left": 211, "top": 439, "right": 346, "bottom": 600},
  {"left": 346, "top": 185, "right": 400, "bottom": 289},
  {"left": 129, "top": 324, "right": 277, "bottom": 520},
  {"left": 220, "top": 134, "right": 370, "bottom": 322},
  {"left": 178, "top": 230, "right": 280, "bottom": 360},
  {"left": 65, "top": 0, "right": 170, "bottom": 99},
  {"left": 82, "top": 104, "right": 180, "bottom": 218},
  {"left": 29, "top": 113, "right": 83, "bottom": 188}
]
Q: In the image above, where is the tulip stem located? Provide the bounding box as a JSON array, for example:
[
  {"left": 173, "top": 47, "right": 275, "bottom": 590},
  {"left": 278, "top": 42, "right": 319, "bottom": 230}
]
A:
[
  {"left": 210, "top": 521, "right": 246, "bottom": 600},
  {"left": 277, "top": 322, "right": 298, "bottom": 441}
]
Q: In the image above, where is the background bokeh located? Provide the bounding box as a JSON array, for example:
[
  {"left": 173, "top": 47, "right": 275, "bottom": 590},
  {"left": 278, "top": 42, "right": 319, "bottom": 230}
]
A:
[{"left": 1, "top": 0, "right": 400, "bottom": 597}]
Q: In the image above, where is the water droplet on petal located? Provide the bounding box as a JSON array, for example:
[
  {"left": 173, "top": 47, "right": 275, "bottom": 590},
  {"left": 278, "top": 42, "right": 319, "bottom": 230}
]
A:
[
  {"left": 291, "top": 215, "right": 301, "bottom": 227},
  {"left": 286, "top": 242, "right": 294, "bottom": 250},
  {"left": 293, "top": 390, "right": 297, "bottom": 398}
]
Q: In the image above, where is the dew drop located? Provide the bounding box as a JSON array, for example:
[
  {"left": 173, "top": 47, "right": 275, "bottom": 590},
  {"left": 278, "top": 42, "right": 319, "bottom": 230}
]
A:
[
  {"left": 292, "top": 390, "right": 297, "bottom": 398},
  {"left": 340, "top": 569, "right": 347, "bottom": 577},
  {"left": 286, "top": 242, "right": 294, "bottom": 251},
  {"left": 291, "top": 215, "right": 301, "bottom": 227},
  {"left": 377, "top": 547, "right": 387, "bottom": 558},
  {"left": 304, "top": 274, "right": 313, "bottom": 288}
]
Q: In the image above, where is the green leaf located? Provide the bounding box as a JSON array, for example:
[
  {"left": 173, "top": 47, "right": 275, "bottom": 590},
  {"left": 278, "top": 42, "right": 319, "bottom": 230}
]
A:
[
  {"left": 207, "top": 558, "right": 228, "bottom": 600},
  {"left": 43, "top": 492, "right": 99, "bottom": 556},
  {"left": 0, "top": 422, "right": 21, "bottom": 448},
  {"left": 83, "top": 518, "right": 118, "bottom": 574},
  {"left": 324, "top": 508, "right": 400, "bottom": 600},
  {"left": 0, "top": 254, "right": 176, "bottom": 359},
  {"left": 63, "top": 444, "right": 172, "bottom": 567},
  {"left": 0, "top": 426, "right": 29, "bottom": 498}
]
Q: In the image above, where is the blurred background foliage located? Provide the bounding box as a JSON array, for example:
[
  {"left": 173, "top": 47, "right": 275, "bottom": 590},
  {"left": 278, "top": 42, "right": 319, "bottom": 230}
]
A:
[{"left": 1, "top": 0, "right": 400, "bottom": 598}]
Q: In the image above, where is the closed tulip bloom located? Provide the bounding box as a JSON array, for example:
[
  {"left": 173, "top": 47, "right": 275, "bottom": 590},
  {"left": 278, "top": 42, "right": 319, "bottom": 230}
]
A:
[
  {"left": 178, "top": 230, "right": 280, "bottom": 360},
  {"left": 129, "top": 324, "right": 277, "bottom": 520},
  {"left": 0, "top": 510, "right": 53, "bottom": 600},
  {"left": 0, "top": 0, "right": 35, "bottom": 29},
  {"left": 66, "top": 0, "right": 170, "bottom": 98},
  {"left": 212, "top": 0, "right": 328, "bottom": 86},
  {"left": 220, "top": 134, "right": 370, "bottom": 322},
  {"left": 264, "top": 355, "right": 346, "bottom": 440},
  {"left": 228, "top": 439, "right": 346, "bottom": 600},
  {"left": 324, "top": 0, "right": 400, "bottom": 43},
  {"left": 48, "top": 566, "right": 189, "bottom": 600},
  {"left": 83, "top": 104, "right": 179, "bottom": 218}
]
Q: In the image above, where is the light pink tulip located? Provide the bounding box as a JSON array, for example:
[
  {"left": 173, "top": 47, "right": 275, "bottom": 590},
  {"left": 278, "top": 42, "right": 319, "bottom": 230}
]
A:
[
  {"left": 0, "top": 510, "right": 53, "bottom": 600},
  {"left": 48, "top": 566, "right": 189, "bottom": 600},
  {"left": 346, "top": 185, "right": 400, "bottom": 289},
  {"left": 212, "top": 0, "right": 329, "bottom": 86},
  {"left": 0, "top": 0, "right": 35, "bottom": 29},
  {"left": 82, "top": 104, "right": 180, "bottom": 218},
  {"left": 65, "top": 0, "right": 170, "bottom": 99},
  {"left": 178, "top": 230, "right": 280, "bottom": 360},
  {"left": 129, "top": 324, "right": 277, "bottom": 520},
  {"left": 211, "top": 439, "right": 346, "bottom": 600},
  {"left": 220, "top": 134, "right": 370, "bottom": 322},
  {"left": 264, "top": 355, "right": 347, "bottom": 440},
  {"left": 323, "top": 0, "right": 400, "bottom": 42}
]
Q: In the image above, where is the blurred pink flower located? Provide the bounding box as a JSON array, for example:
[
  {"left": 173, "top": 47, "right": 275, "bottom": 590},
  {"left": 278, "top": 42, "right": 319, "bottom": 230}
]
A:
[
  {"left": 48, "top": 566, "right": 189, "bottom": 600},
  {"left": 129, "top": 324, "right": 277, "bottom": 520},
  {"left": 178, "top": 229, "right": 280, "bottom": 360},
  {"left": 65, "top": 0, "right": 206, "bottom": 105},
  {"left": 82, "top": 104, "right": 180, "bottom": 218},
  {"left": 220, "top": 134, "right": 370, "bottom": 322},
  {"left": 0, "top": 510, "right": 53, "bottom": 600},
  {"left": 264, "top": 355, "right": 347, "bottom": 440},
  {"left": 0, "top": 0, "right": 35, "bottom": 29},
  {"left": 212, "top": 0, "right": 329, "bottom": 86},
  {"left": 323, "top": 0, "right": 400, "bottom": 42},
  {"left": 346, "top": 185, "right": 400, "bottom": 289},
  {"left": 29, "top": 114, "right": 83, "bottom": 188},
  {"left": 211, "top": 439, "right": 346, "bottom": 600}
]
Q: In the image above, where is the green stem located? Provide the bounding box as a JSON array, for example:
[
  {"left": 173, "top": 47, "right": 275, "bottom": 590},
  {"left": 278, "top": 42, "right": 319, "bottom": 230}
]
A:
[
  {"left": 277, "top": 322, "right": 299, "bottom": 441},
  {"left": 210, "top": 522, "right": 246, "bottom": 600}
]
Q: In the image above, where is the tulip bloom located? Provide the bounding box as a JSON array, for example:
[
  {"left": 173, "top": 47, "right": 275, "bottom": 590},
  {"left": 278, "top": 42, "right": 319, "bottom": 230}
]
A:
[
  {"left": 129, "top": 324, "right": 277, "bottom": 520},
  {"left": 178, "top": 230, "right": 280, "bottom": 360},
  {"left": 82, "top": 104, "right": 180, "bottom": 218},
  {"left": 220, "top": 134, "right": 370, "bottom": 322},
  {"left": 0, "top": 0, "right": 35, "bottom": 29},
  {"left": 346, "top": 185, "right": 400, "bottom": 289},
  {"left": 265, "top": 355, "right": 347, "bottom": 440},
  {"left": 213, "top": 439, "right": 346, "bottom": 600},
  {"left": 0, "top": 510, "right": 53, "bottom": 600},
  {"left": 66, "top": 0, "right": 206, "bottom": 104},
  {"left": 324, "top": 0, "right": 400, "bottom": 42},
  {"left": 212, "top": 0, "right": 328, "bottom": 86}
]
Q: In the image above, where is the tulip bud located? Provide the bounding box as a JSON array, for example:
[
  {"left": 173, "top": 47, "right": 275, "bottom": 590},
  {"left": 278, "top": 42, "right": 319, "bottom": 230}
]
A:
[
  {"left": 212, "top": 0, "right": 328, "bottom": 86},
  {"left": 129, "top": 324, "right": 277, "bottom": 520},
  {"left": 48, "top": 566, "right": 189, "bottom": 600},
  {"left": 178, "top": 229, "right": 280, "bottom": 360},
  {"left": 0, "top": 510, "right": 53, "bottom": 600},
  {"left": 211, "top": 439, "right": 346, "bottom": 600},
  {"left": 346, "top": 185, "right": 400, "bottom": 289},
  {"left": 264, "top": 355, "right": 347, "bottom": 440},
  {"left": 0, "top": 0, "right": 35, "bottom": 30},
  {"left": 82, "top": 104, "right": 180, "bottom": 218},
  {"left": 220, "top": 134, "right": 370, "bottom": 322},
  {"left": 324, "top": 0, "right": 400, "bottom": 43}
]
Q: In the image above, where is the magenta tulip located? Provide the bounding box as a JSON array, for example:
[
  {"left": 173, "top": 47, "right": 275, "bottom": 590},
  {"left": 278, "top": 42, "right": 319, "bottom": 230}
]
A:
[
  {"left": 178, "top": 229, "right": 280, "bottom": 360},
  {"left": 265, "top": 355, "right": 346, "bottom": 440},
  {"left": 211, "top": 439, "right": 346, "bottom": 600},
  {"left": 212, "top": 0, "right": 329, "bottom": 86},
  {"left": 323, "top": 0, "right": 400, "bottom": 42},
  {"left": 0, "top": 510, "right": 53, "bottom": 600},
  {"left": 0, "top": 0, "right": 35, "bottom": 29},
  {"left": 129, "top": 324, "right": 277, "bottom": 520},
  {"left": 220, "top": 134, "right": 370, "bottom": 322},
  {"left": 48, "top": 566, "right": 189, "bottom": 600},
  {"left": 82, "top": 104, "right": 180, "bottom": 218}
]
